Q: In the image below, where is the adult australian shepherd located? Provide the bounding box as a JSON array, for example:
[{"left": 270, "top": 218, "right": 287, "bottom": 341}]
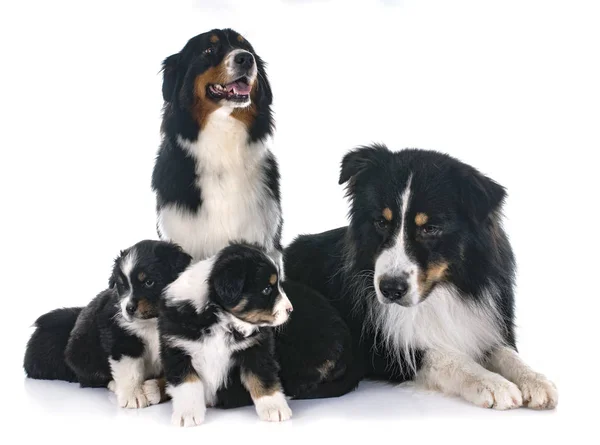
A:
[
  {"left": 285, "top": 144, "right": 558, "bottom": 410},
  {"left": 149, "top": 29, "right": 355, "bottom": 405}
]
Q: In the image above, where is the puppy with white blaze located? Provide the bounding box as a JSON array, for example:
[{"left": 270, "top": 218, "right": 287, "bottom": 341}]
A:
[
  {"left": 285, "top": 144, "right": 558, "bottom": 410},
  {"left": 159, "top": 243, "right": 294, "bottom": 427}
]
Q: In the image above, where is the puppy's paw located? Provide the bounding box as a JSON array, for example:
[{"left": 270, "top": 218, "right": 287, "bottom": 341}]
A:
[
  {"left": 116, "top": 386, "right": 149, "bottom": 409},
  {"left": 518, "top": 373, "right": 558, "bottom": 410},
  {"left": 107, "top": 380, "right": 116, "bottom": 393},
  {"left": 171, "top": 406, "right": 206, "bottom": 427},
  {"left": 463, "top": 375, "right": 523, "bottom": 410},
  {"left": 255, "top": 392, "right": 293, "bottom": 422},
  {"left": 142, "top": 379, "right": 163, "bottom": 406}
]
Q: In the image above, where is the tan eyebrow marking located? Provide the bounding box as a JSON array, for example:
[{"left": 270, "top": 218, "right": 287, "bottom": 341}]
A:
[
  {"left": 137, "top": 272, "right": 146, "bottom": 281},
  {"left": 382, "top": 208, "right": 393, "bottom": 221},
  {"left": 269, "top": 274, "right": 277, "bottom": 285},
  {"left": 210, "top": 35, "right": 219, "bottom": 43},
  {"left": 237, "top": 35, "right": 244, "bottom": 42},
  {"left": 415, "top": 213, "right": 429, "bottom": 226}
]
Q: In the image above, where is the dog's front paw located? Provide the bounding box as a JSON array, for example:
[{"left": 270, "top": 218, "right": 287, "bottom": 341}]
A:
[
  {"left": 116, "top": 386, "right": 149, "bottom": 409},
  {"left": 517, "top": 373, "right": 558, "bottom": 410},
  {"left": 254, "top": 392, "right": 292, "bottom": 422},
  {"left": 171, "top": 405, "right": 206, "bottom": 427},
  {"left": 142, "top": 379, "right": 164, "bottom": 406},
  {"left": 463, "top": 375, "right": 523, "bottom": 410}
]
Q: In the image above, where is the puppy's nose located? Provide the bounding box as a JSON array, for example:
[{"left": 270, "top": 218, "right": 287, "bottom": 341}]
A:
[
  {"left": 234, "top": 51, "right": 254, "bottom": 70},
  {"left": 379, "top": 277, "right": 409, "bottom": 301},
  {"left": 285, "top": 304, "right": 293, "bottom": 315},
  {"left": 125, "top": 301, "right": 137, "bottom": 315}
]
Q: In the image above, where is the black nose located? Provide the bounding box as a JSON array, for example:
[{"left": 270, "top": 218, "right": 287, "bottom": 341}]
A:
[
  {"left": 379, "top": 277, "right": 409, "bottom": 301},
  {"left": 234, "top": 51, "right": 254, "bottom": 70},
  {"left": 125, "top": 301, "right": 137, "bottom": 315}
]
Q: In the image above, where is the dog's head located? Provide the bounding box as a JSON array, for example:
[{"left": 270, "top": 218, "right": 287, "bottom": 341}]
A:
[
  {"left": 340, "top": 144, "right": 506, "bottom": 307},
  {"left": 110, "top": 240, "right": 192, "bottom": 321},
  {"left": 161, "top": 28, "right": 273, "bottom": 139},
  {"left": 209, "top": 243, "right": 292, "bottom": 327}
]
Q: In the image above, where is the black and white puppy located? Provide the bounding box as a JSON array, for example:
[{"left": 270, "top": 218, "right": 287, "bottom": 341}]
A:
[
  {"left": 285, "top": 144, "right": 558, "bottom": 410},
  {"left": 152, "top": 28, "right": 282, "bottom": 265},
  {"left": 54, "top": 240, "right": 189, "bottom": 408},
  {"left": 159, "top": 243, "right": 293, "bottom": 427}
]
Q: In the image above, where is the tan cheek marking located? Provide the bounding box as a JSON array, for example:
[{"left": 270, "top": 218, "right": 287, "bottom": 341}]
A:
[
  {"left": 269, "top": 274, "right": 277, "bottom": 285},
  {"left": 241, "top": 370, "right": 281, "bottom": 399},
  {"left": 193, "top": 66, "right": 229, "bottom": 128},
  {"left": 210, "top": 35, "right": 219, "bottom": 43},
  {"left": 382, "top": 207, "right": 393, "bottom": 221},
  {"left": 237, "top": 35, "right": 244, "bottom": 42},
  {"left": 415, "top": 213, "right": 429, "bottom": 226},
  {"left": 137, "top": 272, "right": 146, "bottom": 281},
  {"left": 231, "top": 298, "right": 248, "bottom": 313},
  {"left": 241, "top": 309, "right": 275, "bottom": 325},
  {"left": 417, "top": 262, "right": 449, "bottom": 297}
]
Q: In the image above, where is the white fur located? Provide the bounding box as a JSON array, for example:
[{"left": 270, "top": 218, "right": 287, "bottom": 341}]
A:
[
  {"left": 418, "top": 349, "right": 523, "bottom": 410},
  {"left": 165, "top": 317, "right": 257, "bottom": 407},
  {"left": 368, "top": 284, "right": 504, "bottom": 373},
  {"left": 116, "top": 317, "right": 162, "bottom": 378},
  {"left": 254, "top": 392, "right": 292, "bottom": 422},
  {"left": 225, "top": 49, "right": 258, "bottom": 82},
  {"left": 119, "top": 249, "right": 137, "bottom": 321},
  {"left": 374, "top": 176, "right": 420, "bottom": 305},
  {"left": 108, "top": 356, "right": 149, "bottom": 409},
  {"left": 272, "top": 292, "right": 293, "bottom": 326},
  {"left": 157, "top": 109, "right": 281, "bottom": 261},
  {"left": 487, "top": 346, "right": 558, "bottom": 409},
  {"left": 168, "top": 380, "right": 206, "bottom": 427},
  {"left": 163, "top": 256, "right": 215, "bottom": 312}
]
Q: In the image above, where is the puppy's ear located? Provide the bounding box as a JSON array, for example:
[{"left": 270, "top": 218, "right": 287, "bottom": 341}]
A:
[
  {"left": 212, "top": 261, "right": 245, "bottom": 306},
  {"left": 457, "top": 165, "right": 506, "bottom": 222},
  {"left": 162, "top": 53, "right": 181, "bottom": 102},
  {"left": 339, "top": 144, "right": 389, "bottom": 185},
  {"left": 156, "top": 243, "right": 192, "bottom": 274}
]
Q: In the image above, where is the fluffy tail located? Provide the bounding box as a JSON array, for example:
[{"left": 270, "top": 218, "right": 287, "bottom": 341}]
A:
[{"left": 23, "top": 307, "right": 82, "bottom": 382}]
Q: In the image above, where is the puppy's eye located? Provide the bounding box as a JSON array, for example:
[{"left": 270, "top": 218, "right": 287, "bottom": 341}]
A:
[
  {"left": 144, "top": 279, "right": 155, "bottom": 288},
  {"left": 374, "top": 219, "right": 389, "bottom": 231},
  {"left": 262, "top": 286, "right": 272, "bottom": 296},
  {"left": 421, "top": 225, "right": 442, "bottom": 236},
  {"left": 203, "top": 47, "right": 214, "bottom": 55}
]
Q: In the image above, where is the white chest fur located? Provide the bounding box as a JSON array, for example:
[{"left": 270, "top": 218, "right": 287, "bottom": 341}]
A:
[
  {"left": 158, "top": 108, "right": 281, "bottom": 261},
  {"left": 369, "top": 284, "right": 504, "bottom": 372},
  {"left": 166, "top": 319, "right": 256, "bottom": 406},
  {"left": 120, "top": 318, "right": 162, "bottom": 378}
]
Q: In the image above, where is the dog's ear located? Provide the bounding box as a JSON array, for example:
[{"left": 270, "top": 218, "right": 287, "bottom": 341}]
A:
[
  {"left": 156, "top": 243, "right": 192, "bottom": 274},
  {"left": 162, "top": 53, "right": 181, "bottom": 102},
  {"left": 339, "top": 144, "right": 389, "bottom": 185},
  {"left": 212, "top": 260, "right": 245, "bottom": 306},
  {"left": 457, "top": 165, "right": 506, "bottom": 223},
  {"left": 255, "top": 56, "right": 273, "bottom": 107}
]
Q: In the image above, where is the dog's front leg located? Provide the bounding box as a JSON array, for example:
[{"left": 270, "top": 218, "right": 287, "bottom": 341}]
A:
[
  {"left": 486, "top": 346, "right": 558, "bottom": 409},
  {"left": 417, "top": 349, "right": 523, "bottom": 410}
]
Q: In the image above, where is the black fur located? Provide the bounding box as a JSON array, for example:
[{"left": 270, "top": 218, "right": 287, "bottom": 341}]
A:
[{"left": 285, "top": 144, "right": 516, "bottom": 383}]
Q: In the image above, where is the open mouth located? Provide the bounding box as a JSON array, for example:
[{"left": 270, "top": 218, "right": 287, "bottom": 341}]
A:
[{"left": 207, "top": 77, "right": 252, "bottom": 102}]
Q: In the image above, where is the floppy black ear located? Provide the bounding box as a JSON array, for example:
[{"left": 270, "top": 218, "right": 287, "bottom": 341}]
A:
[
  {"left": 458, "top": 166, "right": 507, "bottom": 222},
  {"left": 162, "top": 53, "right": 181, "bottom": 102},
  {"left": 339, "top": 144, "right": 389, "bottom": 185},
  {"left": 156, "top": 243, "right": 192, "bottom": 274},
  {"left": 255, "top": 56, "right": 273, "bottom": 107},
  {"left": 212, "top": 262, "right": 245, "bottom": 306}
]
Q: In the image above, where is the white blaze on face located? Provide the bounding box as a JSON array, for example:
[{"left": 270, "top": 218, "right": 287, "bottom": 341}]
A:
[
  {"left": 272, "top": 287, "right": 293, "bottom": 326},
  {"left": 374, "top": 175, "right": 421, "bottom": 305},
  {"left": 119, "top": 249, "right": 137, "bottom": 322},
  {"left": 225, "top": 49, "right": 258, "bottom": 82}
]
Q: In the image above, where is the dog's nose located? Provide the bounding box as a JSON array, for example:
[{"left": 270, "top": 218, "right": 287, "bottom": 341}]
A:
[
  {"left": 125, "top": 301, "right": 137, "bottom": 315},
  {"left": 285, "top": 304, "right": 293, "bottom": 315},
  {"left": 234, "top": 51, "right": 254, "bottom": 70},
  {"left": 379, "top": 277, "right": 409, "bottom": 301}
]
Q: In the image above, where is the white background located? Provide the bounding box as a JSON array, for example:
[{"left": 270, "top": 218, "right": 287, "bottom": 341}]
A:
[{"left": 1, "top": 0, "right": 599, "bottom": 443}]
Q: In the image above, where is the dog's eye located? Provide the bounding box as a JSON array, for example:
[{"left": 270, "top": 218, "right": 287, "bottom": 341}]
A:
[
  {"left": 421, "top": 225, "right": 442, "bottom": 236},
  {"left": 262, "top": 285, "right": 272, "bottom": 296},
  {"left": 203, "top": 47, "right": 214, "bottom": 55},
  {"left": 144, "top": 279, "right": 155, "bottom": 288},
  {"left": 374, "top": 219, "right": 389, "bottom": 231}
]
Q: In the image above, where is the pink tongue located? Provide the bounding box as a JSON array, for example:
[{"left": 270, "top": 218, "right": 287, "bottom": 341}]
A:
[{"left": 227, "top": 80, "right": 252, "bottom": 95}]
